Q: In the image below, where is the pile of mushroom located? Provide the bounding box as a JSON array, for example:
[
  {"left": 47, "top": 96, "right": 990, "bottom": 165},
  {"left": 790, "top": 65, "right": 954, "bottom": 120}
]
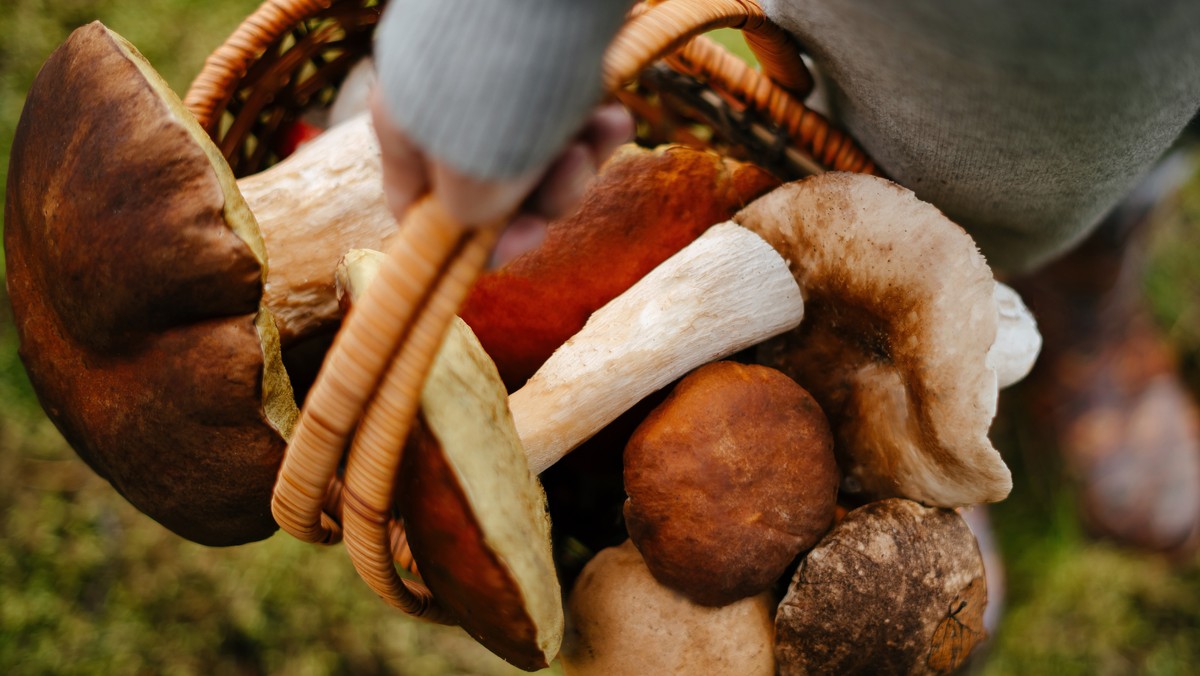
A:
[{"left": 5, "top": 22, "right": 1043, "bottom": 674}]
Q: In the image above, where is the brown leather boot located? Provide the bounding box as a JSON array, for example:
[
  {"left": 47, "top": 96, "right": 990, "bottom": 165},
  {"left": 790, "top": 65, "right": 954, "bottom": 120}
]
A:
[{"left": 1017, "top": 151, "right": 1200, "bottom": 556}]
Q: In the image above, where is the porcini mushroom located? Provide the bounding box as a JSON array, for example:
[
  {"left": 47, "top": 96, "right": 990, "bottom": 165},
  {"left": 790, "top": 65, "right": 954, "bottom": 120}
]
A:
[
  {"left": 398, "top": 317, "right": 563, "bottom": 670},
  {"left": 4, "top": 23, "right": 397, "bottom": 544},
  {"left": 623, "top": 361, "right": 839, "bottom": 606},
  {"left": 562, "top": 540, "right": 776, "bottom": 676},
  {"left": 460, "top": 144, "right": 778, "bottom": 388},
  {"left": 338, "top": 252, "right": 562, "bottom": 668},
  {"left": 512, "top": 173, "right": 1039, "bottom": 507},
  {"left": 510, "top": 222, "right": 806, "bottom": 474},
  {"left": 742, "top": 173, "right": 1036, "bottom": 506},
  {"left": 775, "top": 499, "right": 988, "bottom": 675}
]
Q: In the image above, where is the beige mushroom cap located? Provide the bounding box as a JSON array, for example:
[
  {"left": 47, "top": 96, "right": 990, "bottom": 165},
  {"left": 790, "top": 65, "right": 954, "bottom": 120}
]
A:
[
  {"left": 562, "top": 540, "right": 775, "bottom": 676},
  {"left": 741, "top": 173, "right": 1012, "bottom": 507}
]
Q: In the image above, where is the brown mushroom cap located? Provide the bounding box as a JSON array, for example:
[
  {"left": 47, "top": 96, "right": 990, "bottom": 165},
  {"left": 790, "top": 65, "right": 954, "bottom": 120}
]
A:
[
  {"left": 398, "top": 318, "right": 562, "bottom": 671},
  {"left": 562, "top": 540, "right": 776, "bottom": 675},
  {"left": 3, "top": 22, "right": 295, "bottom": 545},
  {"left": 775, "top": 499, "right": 987, "bottom": 675},
  {"left": 739, "top": 173, "right": 1012, "bottom": 507},
  {"left": 623, "top": 361, "right": 838, "bottom": 606}
]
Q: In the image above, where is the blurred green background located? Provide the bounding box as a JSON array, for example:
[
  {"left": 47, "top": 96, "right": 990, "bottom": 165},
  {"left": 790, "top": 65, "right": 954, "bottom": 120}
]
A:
[{"left": 2, "top": 1, "right": 1199, "bottom": 674}]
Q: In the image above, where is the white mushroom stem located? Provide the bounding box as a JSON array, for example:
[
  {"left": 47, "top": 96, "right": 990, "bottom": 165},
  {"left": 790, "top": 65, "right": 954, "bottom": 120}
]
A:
[
  {"left": 989, "top": 282, "right": 1042, "bottom": 388},
  {"left": 338, "top": 222, "right": 806, "bottom": 474},
  {"left": 512, "top": 223, "right": 805, "bottom": 473},
  {"left": 238, "top": 113, "right": 396, "bottom": 345}
]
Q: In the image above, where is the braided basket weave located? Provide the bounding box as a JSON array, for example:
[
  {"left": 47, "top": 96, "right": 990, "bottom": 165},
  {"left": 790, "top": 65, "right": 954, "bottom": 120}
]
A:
[{"left": 183, "top": 0, "right": 877, "bottom": 623}]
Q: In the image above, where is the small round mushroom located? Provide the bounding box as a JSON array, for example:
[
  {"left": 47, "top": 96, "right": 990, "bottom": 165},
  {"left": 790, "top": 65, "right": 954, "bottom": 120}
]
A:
[
  {"left": 562, "top": 540, "right": 775, "bottom": 676},
  {"left": 623, "top": 361, "right": 839, "bottom": 606},
  {"left": 740, "top": 173, "right": 1022, "bottom": 506},
  {"left": 4, "top": 23, "right": 397, "bottom": 545},
  {"left": 775, "top": 499, "right": 988, "bottom": 675}
]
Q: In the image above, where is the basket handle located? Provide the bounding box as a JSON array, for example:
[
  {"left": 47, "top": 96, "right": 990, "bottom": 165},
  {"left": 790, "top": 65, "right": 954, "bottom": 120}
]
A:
[
  {"left": 605, "top": 0, "right": 813, "bottom": 96},
  {"left": 276, "top": 0, "right": 835, "bottom": 621}
]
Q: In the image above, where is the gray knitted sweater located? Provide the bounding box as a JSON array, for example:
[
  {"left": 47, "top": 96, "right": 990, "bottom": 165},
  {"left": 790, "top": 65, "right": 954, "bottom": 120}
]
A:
[{"left": 375, "top": 0, "right": 1200, "bottom": 271}]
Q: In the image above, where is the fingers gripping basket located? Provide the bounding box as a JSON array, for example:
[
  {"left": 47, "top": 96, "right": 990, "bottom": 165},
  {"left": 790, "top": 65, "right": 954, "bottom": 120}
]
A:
[{"left": 184, "top": 0, "right": 877, "bottom": 626}]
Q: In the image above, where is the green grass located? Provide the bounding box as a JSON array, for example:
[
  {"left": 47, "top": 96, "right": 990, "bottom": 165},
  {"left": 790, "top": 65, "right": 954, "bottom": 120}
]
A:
[{"left": 2, "top": 2, "right": 1200, "bottom": 674}]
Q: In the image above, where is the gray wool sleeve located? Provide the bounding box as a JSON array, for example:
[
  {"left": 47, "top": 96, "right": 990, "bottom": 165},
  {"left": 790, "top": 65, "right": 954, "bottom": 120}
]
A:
[
  {"left": 374, "top": 0, "right": 631, "bottom": 180},
  {"left": 764, "top": 0, "right": 1200, "bottom": 272}
]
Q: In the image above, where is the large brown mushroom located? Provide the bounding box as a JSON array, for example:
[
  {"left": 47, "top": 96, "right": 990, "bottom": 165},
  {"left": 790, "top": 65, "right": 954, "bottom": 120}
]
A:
[
  {"left": 3, "top": 23, "right": 397, "bottom": 545},
  {"left": 623, "top": 361, "right": 839, "bottom": 606},
  {"left": 774, "top": 499, "right": 988, "bottom": 675}
]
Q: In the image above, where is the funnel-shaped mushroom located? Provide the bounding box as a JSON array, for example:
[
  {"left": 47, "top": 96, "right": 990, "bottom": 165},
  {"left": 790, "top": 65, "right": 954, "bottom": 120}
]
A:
[
  {"left": 740, "top": 173, "right": 1016, "bottom": 506},
  {"left": 4, "top": 23, "right": 398, "bottom": 545}
]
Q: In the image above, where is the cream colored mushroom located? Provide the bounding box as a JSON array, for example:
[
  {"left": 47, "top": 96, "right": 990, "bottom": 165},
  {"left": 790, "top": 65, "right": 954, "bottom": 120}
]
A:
[
  {"left": 562, "top": 540, "right": 775, "bottom": 676},
  {"left": 743, "top": 173, "right": 1033, "bottom": 506}
]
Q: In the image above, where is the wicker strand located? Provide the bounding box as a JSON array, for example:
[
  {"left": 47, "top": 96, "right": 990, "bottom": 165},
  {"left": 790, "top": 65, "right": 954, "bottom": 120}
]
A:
[
  {"left": 271, "top": 198, "right": 462, "bottom": 545},
  {"left": 185, "top": 0, "right": 337, "bottom": 130},
  {"left": 666, "top": 34, "right": 878, "bottom": 175},
  {"left": 341, "top": 227, "right": 495, "bottom": 618},
  {"left": 605, "top": 0, "right": 811, "bottom": 97}
]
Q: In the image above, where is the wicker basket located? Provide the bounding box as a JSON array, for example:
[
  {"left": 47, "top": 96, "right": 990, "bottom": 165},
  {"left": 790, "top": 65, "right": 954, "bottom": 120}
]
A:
[{"left": 183, "top": 0, "right": 877, "bottom": 623}]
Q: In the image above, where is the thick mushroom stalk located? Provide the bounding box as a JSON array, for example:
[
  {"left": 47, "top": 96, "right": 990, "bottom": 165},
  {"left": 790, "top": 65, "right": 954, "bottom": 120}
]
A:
[
  {"left": 338, "top": 220, "right": 807, "bottom": 478},
  {"left": 744, "top": 173, "right": 1024, "bottom": 506},
  {"left": 508, "top": 222, "right": 805, "bottom": 473},
  {"left": 238, "top": 114, "right": 397, "bottom": 344}
]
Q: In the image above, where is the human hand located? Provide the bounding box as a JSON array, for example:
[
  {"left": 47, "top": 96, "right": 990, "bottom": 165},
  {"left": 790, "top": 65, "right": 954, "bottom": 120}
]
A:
[{"left": 370, "top": 91, "right": 633, "bottom": 267}]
